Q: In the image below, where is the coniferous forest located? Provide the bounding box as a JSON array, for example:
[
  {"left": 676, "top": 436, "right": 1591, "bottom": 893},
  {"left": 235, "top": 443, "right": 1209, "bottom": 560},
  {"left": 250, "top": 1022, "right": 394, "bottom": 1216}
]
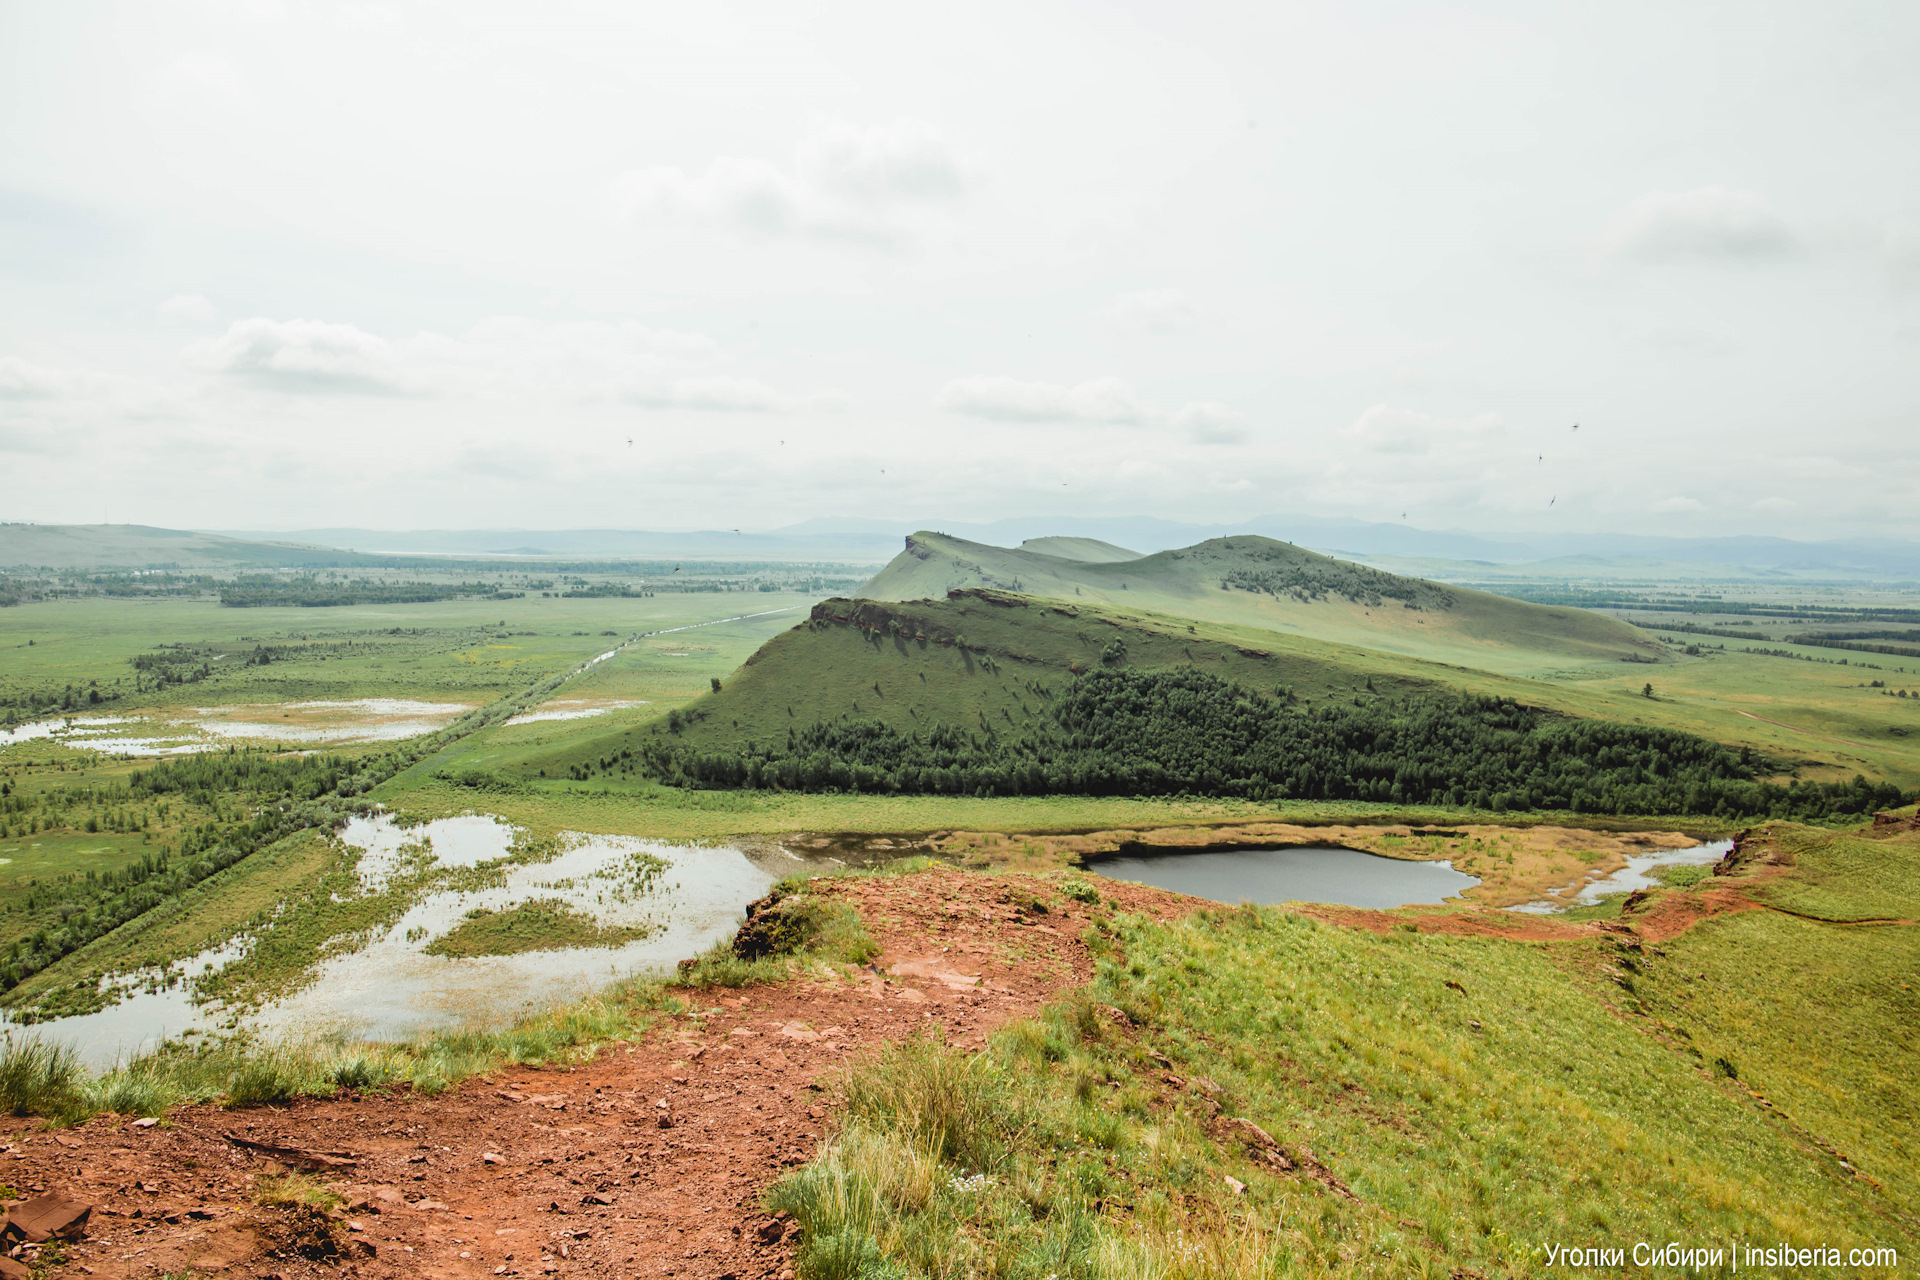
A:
[{"left": 641, "top": 667, "right": 1910, "bottom": 819}]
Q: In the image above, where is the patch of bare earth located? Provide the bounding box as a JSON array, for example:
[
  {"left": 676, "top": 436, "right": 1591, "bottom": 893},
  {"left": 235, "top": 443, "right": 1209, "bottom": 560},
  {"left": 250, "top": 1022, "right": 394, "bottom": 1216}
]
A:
[{"left": 3, "top": 873, "right": 1188, "bottom": 1280}]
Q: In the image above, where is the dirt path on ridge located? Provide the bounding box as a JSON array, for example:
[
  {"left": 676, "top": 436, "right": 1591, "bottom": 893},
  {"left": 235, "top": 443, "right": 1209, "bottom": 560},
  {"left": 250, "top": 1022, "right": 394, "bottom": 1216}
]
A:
[{"left": 2, "top": 872, "right": 1188, "bottom": 1280}]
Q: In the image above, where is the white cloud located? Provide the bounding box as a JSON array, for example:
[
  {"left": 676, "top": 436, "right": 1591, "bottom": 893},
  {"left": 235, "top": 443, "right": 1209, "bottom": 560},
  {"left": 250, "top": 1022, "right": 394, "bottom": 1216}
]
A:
[
  {"left": 193, "top": 317, "right": 404, "bottom": 393},
  {"left": 181, "top": 314, "right": 841, "bottom": 412},
  {"left": 1343, "top": 404, "right": 1503, "bottom": 455},
  {"left": 612, "top": 118, "right": 966, "bottom": 246},
  {"left": 1097, "top": 289, "right": 1199, "bottom": 336},
  {"left": 798, "top": 118, "right": 965, "bottom": 205},
  {"left": 1171, "top": 401, "right": 1248, "bottom": 445},
  {"left": 935, "top": 375, "right": 1151, "bottom": 424},
  {"left": 0, "top": 356, "right": 75, "bottom": 401},
  {"left": 158, "top": 293, "right": 217, "bottom": 323},
  {"left": 1600, "top": 186, "right": 1795, "bottom": 261},
  {"left": 1651, "top": 495, "right": 1707, "bottom": 513}
]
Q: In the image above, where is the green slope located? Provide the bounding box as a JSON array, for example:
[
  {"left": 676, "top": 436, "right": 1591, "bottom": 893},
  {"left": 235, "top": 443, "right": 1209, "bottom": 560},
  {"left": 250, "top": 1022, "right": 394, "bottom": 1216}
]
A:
[
  {"left": 0, "top": 523, "right": 377, "bottom": 571},
  {"left": 499, "top": 587, "right": 1917, "bottom": 790},
  {"left": 864, "top": 531, "right": 1662, "bottom": 676},
  {"left": 508, "top": 589, "right": 1467, "bottom": 777},
  {"left": 1016, "top": 536, "right": 1143, "bottom": 563}
]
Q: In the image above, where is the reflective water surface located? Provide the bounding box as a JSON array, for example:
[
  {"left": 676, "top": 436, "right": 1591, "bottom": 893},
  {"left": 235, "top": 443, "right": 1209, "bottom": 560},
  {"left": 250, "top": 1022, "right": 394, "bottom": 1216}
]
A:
[
  {"left": 1093, "top": 844, "right": 1480, "bottom": 909},
  {"left": 8, "top": 814, "right": 788, "bottom": 1067}
]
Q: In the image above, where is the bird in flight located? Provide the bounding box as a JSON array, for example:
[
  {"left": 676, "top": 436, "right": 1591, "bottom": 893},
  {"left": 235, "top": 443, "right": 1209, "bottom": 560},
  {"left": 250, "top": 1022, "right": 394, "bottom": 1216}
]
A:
[
  {"left": 1549, "top": 495, "right": 1557, "bottom": 507},
  {"left": 1538, "top": 453, "right": 1543, "bottom": 463},
  {"left": 672, "top": 565, "right": 681, "bottom": 573},
  {"left": 626, "top": 437, "right": 633, "bottom": 447},
  {"left": 1571, "top": 423, "right": 1579, "bottom": 431}
]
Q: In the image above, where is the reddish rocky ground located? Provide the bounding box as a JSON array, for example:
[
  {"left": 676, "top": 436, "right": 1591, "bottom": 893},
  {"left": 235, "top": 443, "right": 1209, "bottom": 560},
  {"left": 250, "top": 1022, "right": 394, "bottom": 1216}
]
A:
[
  {"left": 1, "top": 872, "right": 1186, "bottom": 1280},
  {"left": 8, "top": 827, "right": 1822, "bottom": 1280}
]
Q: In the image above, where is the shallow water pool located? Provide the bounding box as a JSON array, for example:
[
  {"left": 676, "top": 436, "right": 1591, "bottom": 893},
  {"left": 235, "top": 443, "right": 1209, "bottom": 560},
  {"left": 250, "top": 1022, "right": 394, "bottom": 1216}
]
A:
[{"left": 1093, "top": 844, "right": 1479, "bottom": 909}]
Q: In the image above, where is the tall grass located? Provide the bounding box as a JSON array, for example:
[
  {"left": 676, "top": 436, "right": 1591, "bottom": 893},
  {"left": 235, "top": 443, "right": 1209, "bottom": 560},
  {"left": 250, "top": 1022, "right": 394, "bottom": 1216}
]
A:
[
  {"left": 769, "top": 900, "right": 1916, "bottom": 1278},
  {"left": 0, "top": 1037, "right": 87, "bottom": 1121}
]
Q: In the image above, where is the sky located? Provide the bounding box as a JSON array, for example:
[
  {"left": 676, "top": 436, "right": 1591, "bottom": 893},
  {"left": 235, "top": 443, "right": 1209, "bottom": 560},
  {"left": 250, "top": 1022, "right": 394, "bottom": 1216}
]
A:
[{"left": 1, "top": 1, "right": 1917, "bottom": 540}]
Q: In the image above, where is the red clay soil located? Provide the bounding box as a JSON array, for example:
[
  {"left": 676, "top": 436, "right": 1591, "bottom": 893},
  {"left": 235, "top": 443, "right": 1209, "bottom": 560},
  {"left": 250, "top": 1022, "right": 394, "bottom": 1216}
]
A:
[
  {"left": 1626, "top": 885, "right": 1769, "bottom": 943},
  {"left": 1296, "top": 902, "right": 1602, "bottom": 942},
  {"left": 0, "top": 872, "right": 1189, "bottom": 1280}
]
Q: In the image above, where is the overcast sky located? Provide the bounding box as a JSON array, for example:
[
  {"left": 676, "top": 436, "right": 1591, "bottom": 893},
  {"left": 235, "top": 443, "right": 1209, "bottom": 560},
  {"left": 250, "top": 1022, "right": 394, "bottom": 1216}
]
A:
[{"left": 2, "top": 1, "right": 1916, "bottom": 539}]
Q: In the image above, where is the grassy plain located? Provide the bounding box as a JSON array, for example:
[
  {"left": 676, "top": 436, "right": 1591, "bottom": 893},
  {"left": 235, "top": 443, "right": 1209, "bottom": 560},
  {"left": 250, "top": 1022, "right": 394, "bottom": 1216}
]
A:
[{"left": 0, "top": 591, "right": 819, "bottom": 717}]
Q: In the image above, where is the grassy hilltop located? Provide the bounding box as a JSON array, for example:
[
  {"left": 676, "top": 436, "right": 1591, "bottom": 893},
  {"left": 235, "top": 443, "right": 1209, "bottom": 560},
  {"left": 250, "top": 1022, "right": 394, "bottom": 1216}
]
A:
[
  {"left": 862, "top": 531, "right": 1663, "bottom": 676},
  {"left": 501, "top": 587, "right": 1910, "bottom": 819}
]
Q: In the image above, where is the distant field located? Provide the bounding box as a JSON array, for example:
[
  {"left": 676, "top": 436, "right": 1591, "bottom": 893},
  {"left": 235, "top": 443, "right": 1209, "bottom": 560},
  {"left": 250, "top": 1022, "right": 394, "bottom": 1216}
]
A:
[{"left": 0, "top": 591, "right": 820, "bottom": 719}]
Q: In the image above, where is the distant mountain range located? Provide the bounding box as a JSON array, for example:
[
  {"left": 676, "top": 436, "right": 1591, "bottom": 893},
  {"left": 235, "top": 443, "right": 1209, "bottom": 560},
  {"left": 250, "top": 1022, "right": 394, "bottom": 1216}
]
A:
[
  {"left": 217, "top": 516, "right": 1920, "bottom": 578},
  {"left": 4, "top": 519, "right": 1914, "bottom": 578}
]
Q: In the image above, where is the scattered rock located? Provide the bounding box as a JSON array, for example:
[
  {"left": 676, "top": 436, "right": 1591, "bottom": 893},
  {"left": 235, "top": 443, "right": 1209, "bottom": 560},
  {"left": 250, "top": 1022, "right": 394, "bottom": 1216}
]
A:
[
  {"left": 1227, "top": 1117, "right": 1277, "bottom": 1148},
  {"left": 1225, "top": 1176, "right": 1246, "bottom": 1196},
  {"left": 3, "top": 1191, "right": 93, "bottom": 1242},
  {"left": 224, "top": 1134, "right": 357, "bottom": 1171},
  {"left": 483, "top": 1152, "right": 508, "bottom": 1165}
]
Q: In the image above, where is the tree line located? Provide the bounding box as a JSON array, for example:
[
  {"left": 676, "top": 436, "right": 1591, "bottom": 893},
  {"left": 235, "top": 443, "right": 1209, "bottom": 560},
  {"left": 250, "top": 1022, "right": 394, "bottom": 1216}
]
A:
[{"left": 638, "top": 667, "right": 1910, "bottom": 821}]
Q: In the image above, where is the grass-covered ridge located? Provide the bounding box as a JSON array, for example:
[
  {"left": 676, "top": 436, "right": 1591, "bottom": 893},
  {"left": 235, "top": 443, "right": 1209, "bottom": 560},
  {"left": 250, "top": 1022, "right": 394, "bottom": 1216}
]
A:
[
  {"left": 771, "top": 890, "right": 1915, "bottom": 1277},
  {"left": 860, "top": 532, "right": 1664, "bottom": 676}
]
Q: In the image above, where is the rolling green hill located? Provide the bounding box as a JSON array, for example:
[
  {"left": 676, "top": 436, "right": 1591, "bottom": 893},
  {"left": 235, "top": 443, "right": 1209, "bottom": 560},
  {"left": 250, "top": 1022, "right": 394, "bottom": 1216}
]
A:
[
  {"left": 862, "top": 531, "right": 1663, "bottom": 676},
  {"left": 0, "top": 523, "right": 379, "bottom": 571},
  {"left": 508, "top": 589, "right": 1466, "bottom": 779},
  {"left": 1015, "top": 536, "right": 1143, "bottom": 563},
  {"left": 500, "top": 589, "right": 1905, "bottom": 817}
]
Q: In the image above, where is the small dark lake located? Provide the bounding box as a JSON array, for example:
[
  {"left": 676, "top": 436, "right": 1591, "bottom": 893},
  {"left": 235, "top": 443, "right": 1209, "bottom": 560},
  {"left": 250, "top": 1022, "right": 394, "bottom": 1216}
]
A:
[{"left": 1093, "top": 844, "right": 1479, "bottom": 909}]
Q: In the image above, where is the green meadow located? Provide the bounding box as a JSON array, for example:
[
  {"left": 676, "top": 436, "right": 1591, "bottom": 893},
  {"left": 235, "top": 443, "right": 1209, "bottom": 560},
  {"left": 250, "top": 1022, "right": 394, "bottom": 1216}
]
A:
[{"left": 769, "top": 820, "right": 1920, "bottom": 1278}]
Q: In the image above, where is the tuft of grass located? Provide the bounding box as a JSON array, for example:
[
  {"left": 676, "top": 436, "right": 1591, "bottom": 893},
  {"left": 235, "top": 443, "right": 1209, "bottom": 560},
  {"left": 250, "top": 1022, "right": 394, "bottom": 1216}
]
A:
[
  {"left": 1649, "top": 862, "right": 1709, "bottom": 888},
  {"left": 672, "top": 880, "right": 878, "bottom": 989},
  {"left": 252, "top": 1172, "right": 343, "bottom": 1211},
  {"left": 225, "top": 1047, "right": 314, "bottom": 1108},
  {"left": 0, "top": 1037, "right": 86, "bottom": 1120}
]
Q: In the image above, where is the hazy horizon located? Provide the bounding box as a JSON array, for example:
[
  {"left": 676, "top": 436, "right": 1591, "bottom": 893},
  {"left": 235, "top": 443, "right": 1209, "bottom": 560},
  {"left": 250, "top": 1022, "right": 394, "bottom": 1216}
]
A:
[{"left": 3, "top": 2, "right": 1916, "bottom": 540}]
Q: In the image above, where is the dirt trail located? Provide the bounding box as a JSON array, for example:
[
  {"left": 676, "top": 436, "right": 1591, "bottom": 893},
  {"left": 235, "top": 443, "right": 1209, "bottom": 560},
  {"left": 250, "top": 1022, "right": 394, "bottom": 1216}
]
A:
[{"left": 4, "top": 873, "right": 1187, "bottom": 1280}]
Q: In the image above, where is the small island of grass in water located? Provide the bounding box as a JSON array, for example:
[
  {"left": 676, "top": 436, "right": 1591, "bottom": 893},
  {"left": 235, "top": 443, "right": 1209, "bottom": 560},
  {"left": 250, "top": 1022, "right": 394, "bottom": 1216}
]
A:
[{"left": 423, "top": 897, "right": 661, "bottom": 958}]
